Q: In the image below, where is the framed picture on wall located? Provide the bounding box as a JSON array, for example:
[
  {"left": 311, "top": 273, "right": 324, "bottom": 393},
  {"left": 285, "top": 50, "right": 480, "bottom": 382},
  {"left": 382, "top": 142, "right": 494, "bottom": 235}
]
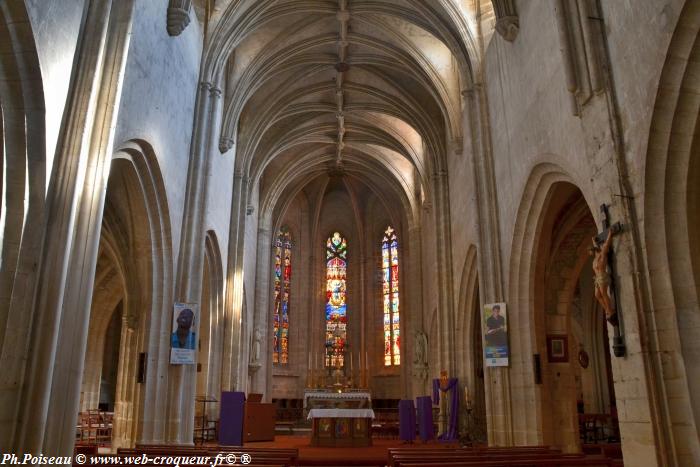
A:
[{"left": 546, "top": 335, "right": 569, "bottom": 363}]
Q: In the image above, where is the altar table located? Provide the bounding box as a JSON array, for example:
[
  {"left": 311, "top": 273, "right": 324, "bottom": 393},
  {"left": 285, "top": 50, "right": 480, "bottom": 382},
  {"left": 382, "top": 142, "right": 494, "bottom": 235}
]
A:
[
  {"left": 307, "top": 408, "right": 374, "bottom": 447},
  {"left": 303, "top": 390, "right": 372, "bottom": 410}
]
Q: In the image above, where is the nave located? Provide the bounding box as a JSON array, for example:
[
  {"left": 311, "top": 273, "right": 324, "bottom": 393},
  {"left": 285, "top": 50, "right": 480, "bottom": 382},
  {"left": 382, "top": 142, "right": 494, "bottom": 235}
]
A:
[{"left": 1, "top": 1, "right": 699, "bottom": 466}]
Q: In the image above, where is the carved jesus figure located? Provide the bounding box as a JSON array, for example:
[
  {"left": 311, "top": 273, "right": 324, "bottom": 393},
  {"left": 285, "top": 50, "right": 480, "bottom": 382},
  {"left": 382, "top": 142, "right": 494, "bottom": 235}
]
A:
[{"left": 591, "top": 229, "right": 617, "bottom": 325}]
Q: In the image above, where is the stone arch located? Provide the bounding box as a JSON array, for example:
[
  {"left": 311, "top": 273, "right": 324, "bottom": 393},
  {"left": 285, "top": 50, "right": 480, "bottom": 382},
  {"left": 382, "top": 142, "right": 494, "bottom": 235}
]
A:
[
  {"left": 533, "top": 183, "right": 602, "bottom": 452},
  {"left": 197, "top": 230, "right": 224, "bottom": 420},
  {"left": 507, "top": 173, "right": 620, "bottom": 454},
  {"left": 455, "top": 245, "right": 486, "bottom": 441},
  {"left": 78, "top": 139, "right": 173, "bottom": 448},
  {"left": 0, "top": 1, "right": 46, "bottom": 449},
  {"left": 643, "top": 1, "right": 700, "bottom": 461},
  {"left": 506, "top": 162, "right": 606, "bottom": 448}
]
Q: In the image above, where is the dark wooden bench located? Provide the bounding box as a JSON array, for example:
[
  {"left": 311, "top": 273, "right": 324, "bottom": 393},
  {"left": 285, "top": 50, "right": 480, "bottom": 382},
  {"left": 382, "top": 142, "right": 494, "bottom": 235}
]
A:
[
  {"left": 393, "top": 454, "right": 587, "bottom": 467},
  {"left": 389, "top": 446, "right": 560, "bottom": 467},
  {"left": 398, "top": 459, "right": 613, "bottom": 467},
  {"left": 119, "top": 445, "right": 298, "bottom": 466},
  {"left": 582, "top": 443, "right": 622, "bottom": 459},
  {"left": 388, "top": 446, "right": 617, "bottom": 467}
]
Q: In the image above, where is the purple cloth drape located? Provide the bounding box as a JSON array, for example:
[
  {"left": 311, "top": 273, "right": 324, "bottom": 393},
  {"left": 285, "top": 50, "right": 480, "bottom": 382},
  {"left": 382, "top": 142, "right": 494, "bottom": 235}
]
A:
[
  {"left": 416, "top": 396, "right": 434, "bottom": 441},
  {"left": 399, "top": 399, "right": 416, "bottom": 441},
  {"left": 219, "top": 391, "right": 245, "bottom": 446},
  {"left": 432, "top": 377, "right": 459, "bottom": 441}
]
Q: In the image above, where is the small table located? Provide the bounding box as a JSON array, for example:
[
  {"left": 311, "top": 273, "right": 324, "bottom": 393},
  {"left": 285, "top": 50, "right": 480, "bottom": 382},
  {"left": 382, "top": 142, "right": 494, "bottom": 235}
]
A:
[
  {"left": 307, "top": 408, "right": 374, "bottom": 447},
  {"left": 195, "top": 396, "right": 218, "bottom": 444}
]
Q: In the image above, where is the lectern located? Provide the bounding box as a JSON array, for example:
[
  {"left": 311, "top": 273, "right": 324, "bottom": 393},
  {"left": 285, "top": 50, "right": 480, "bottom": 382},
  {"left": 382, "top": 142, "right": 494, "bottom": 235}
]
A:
[
  {"left": 244, "top": 394, "right": 275, "bottom": 442},
  {"left": 219, "top": 391, "right": 245, "bottom": 446}
]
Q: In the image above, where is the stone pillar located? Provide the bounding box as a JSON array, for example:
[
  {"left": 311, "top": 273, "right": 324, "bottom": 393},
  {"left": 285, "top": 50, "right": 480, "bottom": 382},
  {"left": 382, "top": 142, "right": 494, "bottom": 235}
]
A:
[
  {"left": 407, "top": 225, "right": 426, "bottom": 398},
  {"left": 463, "top": 84, "right": 511, "bottom": 446},
  {"left": 167, "top": 81, "right": 222, "bottom": 444},
  {"left": 252, "top": 220, "right": 272, "bottom": 399},
  {"left": 14, "top": 0, "right": 135, "bottom": 456},
  {"left": 221, "top": 172, "right": 250, "bottom": 392},
  {"left": 112, "top": 317, "right": 137, "bottom": 449},
  {"left": 432, "top": 170, "right": 456, "bottom": 375}
]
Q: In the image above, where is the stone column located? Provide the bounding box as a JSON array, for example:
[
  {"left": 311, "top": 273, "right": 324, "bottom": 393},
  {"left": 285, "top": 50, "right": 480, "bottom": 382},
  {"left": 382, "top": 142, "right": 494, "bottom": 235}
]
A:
[
  {"left": 433, "top": 171, "right": 457, "bottom": 375},
  {"left": 463, "top": 84, "right": 511, "bottom": 446},
  {"left": 252, "top": 219, "right": 272, "bottom": 398},
  {"left": 167, "top": 81, "right": 222, "bottom": 444},
  {"left": 14, "top": 0, "right": 135, "bottom": 456},
  {"left": 221, "top": 172, "right": 250, "bottom": 392},
  {"left": 406, "top": 224, "right": 426, "bottom": 398},
  {"left": 112, "top": 317, "right": 137, "bottom": 449}
]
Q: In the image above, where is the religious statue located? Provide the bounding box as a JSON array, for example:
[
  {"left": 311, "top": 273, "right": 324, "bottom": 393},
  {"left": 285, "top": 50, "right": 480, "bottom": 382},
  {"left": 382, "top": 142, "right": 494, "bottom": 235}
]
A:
[
  {"left": 591, "top": 229, "right": 617, "bottom": 325},
  {"left": 251, "top": 328, "right": 262, "bottom": 364},
  {"left": 412, "top": 330, "right": 428, "bottom": 379}
]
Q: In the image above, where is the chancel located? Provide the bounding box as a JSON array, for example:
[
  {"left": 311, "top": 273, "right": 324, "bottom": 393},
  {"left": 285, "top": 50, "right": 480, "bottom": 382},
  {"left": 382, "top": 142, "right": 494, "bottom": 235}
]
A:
[{"left": 1, "top": 1, "right": 699, "bottom": 466}]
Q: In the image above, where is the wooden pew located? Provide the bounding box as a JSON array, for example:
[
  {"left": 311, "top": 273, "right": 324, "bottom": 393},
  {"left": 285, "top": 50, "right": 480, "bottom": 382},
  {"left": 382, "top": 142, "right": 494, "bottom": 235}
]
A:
[
  {"left": 392, "top": 454, "right": 586, "bottom": 467},
  {"left": 119, "top": 445, "right": 298, "bottom": 466},
  {"left": 397, "top": 459, "right": 613, "bottom": 467},
  {"left": 582, "top": 443, "right": 622, "bottom": 459},
  {"left": 388, "top": 446, "right": 560, "bottom": 467},
  {"left": 388, "top": 446, "right": 615, "bottom": 467}
]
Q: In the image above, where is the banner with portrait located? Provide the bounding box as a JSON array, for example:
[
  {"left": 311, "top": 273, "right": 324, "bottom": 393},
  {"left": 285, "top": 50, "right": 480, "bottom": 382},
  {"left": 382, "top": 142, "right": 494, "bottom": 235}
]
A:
[
  {"left": 170, "top": 302, "right": 198, "bottom": 364},
  {"left": 482, "top": 302, "right": 509, "bottom": 367}
]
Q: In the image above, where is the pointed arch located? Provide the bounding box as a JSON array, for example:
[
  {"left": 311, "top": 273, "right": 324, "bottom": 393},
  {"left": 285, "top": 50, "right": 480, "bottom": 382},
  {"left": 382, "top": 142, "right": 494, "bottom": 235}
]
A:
[
  {"left": 272, "top": 226, "right": 293, "bottom": 365},
  {"left": 381, "top": 226, "right": 400, "bottom": 366},
  {"left": 642, "top": 1, "right": 700, "bottom": 461},
  {"left": 325, "top": 231, "right": 348, "bottom": 367}
]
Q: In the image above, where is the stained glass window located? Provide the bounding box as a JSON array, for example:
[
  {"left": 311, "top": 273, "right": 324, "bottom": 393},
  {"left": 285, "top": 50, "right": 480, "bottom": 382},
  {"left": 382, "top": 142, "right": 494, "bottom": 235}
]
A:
[
  {"left": 325, "top": 232, "right": 347, "bottom": 367},
  {"left": 382, "top": 226, "right": 400, "bottom": 365},
  {"left": 272, "top": 228, "right": 292, "bottom": 364}
]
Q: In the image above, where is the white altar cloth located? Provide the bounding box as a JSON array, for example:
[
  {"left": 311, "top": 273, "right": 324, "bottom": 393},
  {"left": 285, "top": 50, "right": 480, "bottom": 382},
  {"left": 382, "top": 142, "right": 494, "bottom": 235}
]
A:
[
  {"left": 307, "top": 408, "right": 375, "bottom": 420},
  {"left": 303, "top": 390, "right": 371, "bottom": 409}
]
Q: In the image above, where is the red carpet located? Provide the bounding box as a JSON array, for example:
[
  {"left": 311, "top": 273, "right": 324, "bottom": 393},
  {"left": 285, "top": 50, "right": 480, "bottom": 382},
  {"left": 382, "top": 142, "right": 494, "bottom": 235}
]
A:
[{"left": 245, "top": 435, "right": 458, "bottom": 466}]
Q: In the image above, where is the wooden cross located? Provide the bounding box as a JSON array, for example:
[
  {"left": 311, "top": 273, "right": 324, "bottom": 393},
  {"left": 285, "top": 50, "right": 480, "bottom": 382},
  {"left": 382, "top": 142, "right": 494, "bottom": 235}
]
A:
[
  {"left": 593, "top": 204, "right": 625, "bottom": 357},
  {"left": 594, "top": 204, "right": 622, "bottom": 245}
]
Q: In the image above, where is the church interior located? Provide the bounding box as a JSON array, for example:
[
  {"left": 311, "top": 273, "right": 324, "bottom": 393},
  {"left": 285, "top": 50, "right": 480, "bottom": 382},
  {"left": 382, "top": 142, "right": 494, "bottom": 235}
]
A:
[{"left": 0, "top": 0, "right": 698, "bottom": 465}]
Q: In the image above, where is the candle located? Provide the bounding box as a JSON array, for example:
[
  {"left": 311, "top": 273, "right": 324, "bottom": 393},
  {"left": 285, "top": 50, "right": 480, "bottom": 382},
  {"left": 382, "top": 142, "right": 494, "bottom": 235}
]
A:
[
  {"left": 350, "top": 352, "right": 353, "bottom": 372},
  {"left": 365, "top": 351, "right": 369, "bottom": 369},
  {"left": 465, "top": 385, "right": 470, "bottom": 403},
  {"left": 308, "top": 352, "right": 312, "bottom": 369}
]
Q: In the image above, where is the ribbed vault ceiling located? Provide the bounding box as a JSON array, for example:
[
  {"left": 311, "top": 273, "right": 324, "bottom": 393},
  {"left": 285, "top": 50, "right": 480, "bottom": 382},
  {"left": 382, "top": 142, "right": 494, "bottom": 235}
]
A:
[{"left": 203, "top": 0, "right": 478, "bottom": 220}]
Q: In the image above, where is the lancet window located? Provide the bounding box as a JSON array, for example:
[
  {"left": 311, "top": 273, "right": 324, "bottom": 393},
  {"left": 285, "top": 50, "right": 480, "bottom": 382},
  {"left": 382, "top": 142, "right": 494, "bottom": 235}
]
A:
[
  {"left": 382, "top": 226, "right": 400, "bottom": 365},
  {"left": 272, "top": 228, "right": 292, "bottom": 364},
  {"left": 325, "top": 232, "right": 347, "bottom": 367}
]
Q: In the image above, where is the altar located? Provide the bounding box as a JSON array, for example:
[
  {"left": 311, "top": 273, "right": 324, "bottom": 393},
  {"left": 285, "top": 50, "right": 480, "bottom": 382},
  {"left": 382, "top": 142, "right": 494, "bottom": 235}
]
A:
[
  {"left": 303, "top": 390, "right": 371, "bottom": 410},
  {"left": 307, "top": 408, "right": 374, "bottom": 447}
]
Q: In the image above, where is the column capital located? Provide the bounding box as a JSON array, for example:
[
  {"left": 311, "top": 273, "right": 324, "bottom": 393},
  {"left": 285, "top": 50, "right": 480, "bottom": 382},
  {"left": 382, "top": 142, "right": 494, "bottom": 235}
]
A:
[
  {"left": 167, "top": 0, "right": 192, "bottom": 37},
  {"left": 492, "top": 0, "right": 519, "bottom": 42},
  {"left": 220, "top": 136, "right": 235, "bottom": 154}
]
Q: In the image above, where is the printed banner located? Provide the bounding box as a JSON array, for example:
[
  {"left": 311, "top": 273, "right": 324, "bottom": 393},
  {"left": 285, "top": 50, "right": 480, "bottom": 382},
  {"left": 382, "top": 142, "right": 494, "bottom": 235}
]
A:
[
  {"left": 170, "top": 302, "right": 198, "bottom": 365},
  {"left": 483, "top": 302, "right": 509, "bottom": 367}
]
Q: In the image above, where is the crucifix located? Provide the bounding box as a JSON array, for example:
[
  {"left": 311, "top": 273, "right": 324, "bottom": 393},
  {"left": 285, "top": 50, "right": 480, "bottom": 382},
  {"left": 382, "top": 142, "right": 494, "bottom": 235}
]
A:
[{"left": 591, "top": 204, "right": 625, "bottom": 357}]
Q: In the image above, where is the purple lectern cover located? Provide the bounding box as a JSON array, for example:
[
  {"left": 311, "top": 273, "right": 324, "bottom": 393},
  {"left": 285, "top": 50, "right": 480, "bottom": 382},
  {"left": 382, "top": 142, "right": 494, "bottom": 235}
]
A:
[
  {"left": 399, "top": 399, "right": 416, "bottom": 441},
  {"left": 219, "top": 391, "right": 245, "bottom": 446},
  {"left": 416, "top": 395, "right": 434, "bottom": 441}
]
